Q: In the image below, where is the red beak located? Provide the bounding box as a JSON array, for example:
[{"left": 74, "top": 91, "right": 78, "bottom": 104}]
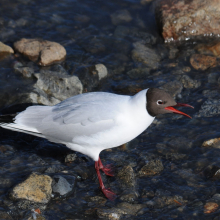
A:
[{"left": 164, "top": 103, "right": 194, "bottom": 119}]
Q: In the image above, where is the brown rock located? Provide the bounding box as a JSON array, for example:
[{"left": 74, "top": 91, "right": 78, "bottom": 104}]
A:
[
  {"left": 117, "top": 165, "right": 136, "bottom": 189},
  {"left": 197, "top": 42, "right": 220, "bottom": 57},
  {"left": 138, "top": 159, "right": 164, "bottom": 177},
  {"left": 190, "top": 54, "right": 217, "bottom": 70},
  {"left": 204, "top": 202, "right": 219, "bottom": 214},
  {"left": 11, "top": 173, "right": 52, "bottom": 203},
  {"left": 14, "top": 38, "right": 66, "bottom": 66},
  {"left": 0, "top": 42, "right": 14, "bottom": 53},
  {"left": 202, "top": 137, "right": 220, "bottom": 148},
  {"left": 155, "top": 0, "right": 220, "bottom": 42}
]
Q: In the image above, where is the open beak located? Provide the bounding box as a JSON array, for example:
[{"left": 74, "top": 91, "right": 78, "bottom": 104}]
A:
[{"left": 164, "top": 103, "right": 194, "bottom": 119}]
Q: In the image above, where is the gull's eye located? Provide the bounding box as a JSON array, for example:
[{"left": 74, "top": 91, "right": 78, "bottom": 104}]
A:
[{"left": 157, "top": 100, "right": 163, "bottom": 105}]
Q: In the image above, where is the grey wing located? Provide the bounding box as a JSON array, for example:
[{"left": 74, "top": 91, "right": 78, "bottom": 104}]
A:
[{"left": 36, "top": 92, "right": 129, "bottom": 144}]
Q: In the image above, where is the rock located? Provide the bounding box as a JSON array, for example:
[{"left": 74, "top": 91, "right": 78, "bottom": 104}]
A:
[
  {"left": 131, "top": 41, "right": 160, "bottom": 68},
  {"left": 29, "top": 66, "right": 83, "bottom": 105},
  {"left": 203, "top": 165, "right": 220, "bottom": 179},
  {"left": 180, "top": 75, "right": 201, "bottom": 89},
  {"left": 160, "top": 80, "right": 183, "bottom": 97},
  {"left": 140, "top": 0, "right": 154, "bottom": 5},
  {"left": 15, "top": 66, "right": 35, "bottom": 78},
  {"left": 10, "top": 173, "right": 52, "bottom": 203},
  {"left": 97, "top": 202, "right": 145, "bottom": 219},
  {"left": 196, "top": 99, "right": 220, "bottom": 117},
  {"left": 202, "top": 137, "right": 220, "bottom": 148},
  {"left": 74, "top": 64, "right": 107, "bottom": 92},
  {"left": 117, "top": 165, "right": 136, "bottom": 189},
  {"left": 190, "top": 54, "right": 217, "bottom": 70},
  {"left": 110, "top": 9, "right": 132, "bottom": 26},
  {"left": 65, "top": 153, "right": 77, "bottom": 163},
  {"left": 208, "top": 72, "right": 220, "bottom": 83},
  {"left": 204, "top": 202, "right": 219, "bottom": 214},
  {"left": 155, "top": 0, "right": 220, "bottom": 42},
  {"left": 14, "top": 38, "right": 66, "bottom": 66},
  {"left": 197, "top": 41, "right": 220, "bottom": 58},
  {"left": 52, "top": 175, "right": 75, "bottom": 196},
  {"left": 0, "top": 42, "right": 14, "bottom": 53},
  {"left": 95, "top": 64, "right": 108, "bottom": 80},
  {"left": 0, "top": 211, "right": 13, "bottom": 220},
  {"left": 138, "top": 159, "right": 164, "bottom": 177},
  {"left": 126, "top": 68, "right": 151, "bottom": 79}
]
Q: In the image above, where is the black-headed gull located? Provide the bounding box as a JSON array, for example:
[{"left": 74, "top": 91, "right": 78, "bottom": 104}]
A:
[{"left": 0, "top": 88, "right": 193, "bottom": 200}]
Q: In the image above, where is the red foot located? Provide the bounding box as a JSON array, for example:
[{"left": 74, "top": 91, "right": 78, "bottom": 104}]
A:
[
  {"left": 98, "top": 157, "right": 115, "bottom": 176},
  {"left": 101, "top": 164, "right": 115, "bottom": 177},
  {"left": 102, "top": 188, "right": 117, "bottom": 201}
]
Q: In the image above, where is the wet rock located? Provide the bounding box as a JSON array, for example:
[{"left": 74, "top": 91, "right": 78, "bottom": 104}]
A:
[
  {"left": 117, "top": 165, "right": 136, "bottom": 189},
  {"left": 208, "top": 72, "right": 220, "bottom": 83},
  {"left": 119, "top": 190, "right": 139, "bottom": 203},
  {"left": 83, "top": 37, "right": 106, "bottom": 54},
  {"left": 141, "top": 0, "right": 154, "bottom": 5},
  {"left": 203, "top": 165, "right": 220, "bottom": 179},
  {"left": 0, "top": 42, "right": 14, "bottom": 53},
  {"left": 10, "top": 173, "right": 52, "bottom": 203},
  {"left": 0, "top": 211, "right": 13, "bottom": 220},
  {"left": 180, "top": 75, "right": 201, "bottom": 89},
  {"left": 190, "top": 54, "right": 217, "bottom": 70},
  {"left": 202, "top": 137, "right": 220, "bottom": 148},
  {"left": 126, "top": 67, "right": 151, "bottom": 79},
  {"left": 15, "top": 66, "right": 35, "bottom": 78},
  {"left": 65, "top": 153, "right": 77, "bottom": 163},
  {"left": 14, "top": 38, "right": 66, "bottom": 66},
  {"left": 204, "top": 202, "right": 219, "bottom": 214},
  {"left": 29, "top": 66, "right": 82, "bottom": 105},
  {"left": 131, "top": 41, "right": 160, "bottom": 68},
  {"left": 74, "top": 64, "right": 107, "bottom": 92},
  {"left": 74, "top": 14, "right": 90, "bottom": 23},
  {"left": 97, "top": 202, "right": 145, "bottom": 220},
  {"left": 111, "top": 9, "right": 132, "bottom": 26},
  {"left": 87, "top": 196, "right": 107, "bottom": 206},
  {"left": 161, "top": 80, "right": 183, "bottom": 97},
  {"left": 138, "top": 159, "right": 164, "bottom": 177},
  {"left": 197, "top": 41, "right": 220, "bottom": 58},
  {"left": 17, "top": 200, "right": 47, "bottom": 211},
  {"left": 52, "top": 175, "right": 76, "bottom": 197},
  {"left": 203, "top": 90, "right": 220, "bottom": 99},
  {"left": 155, "top": 0, "right": 220, "bottom": 42},
  {"left": 196, "top": 99, "right": 220, "bottom": 117}
]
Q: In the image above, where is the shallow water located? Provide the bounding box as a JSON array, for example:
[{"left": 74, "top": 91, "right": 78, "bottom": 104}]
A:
[{"left": 0, "top": 0, "right": 220, "bottom": 219}]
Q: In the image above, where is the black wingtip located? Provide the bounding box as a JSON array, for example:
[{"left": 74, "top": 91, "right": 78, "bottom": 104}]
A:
[{"left": 0, "top": 114, "right": 16, "bottom": 123}]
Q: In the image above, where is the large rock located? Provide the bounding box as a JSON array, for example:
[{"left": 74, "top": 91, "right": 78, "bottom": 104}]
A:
[
  {"left": 29, "top": 65, "right": 83, "bottom": 105},
  {"left": 155, "top": 0, "right": 220, "bottom": 42},
  {"left": 196, "top": 99, "right": 220, "bottom": 117},
  {"left": 131, "top": 41, "right": 160, "bottom": 68},
  {"left": 190, "top": 54, "right": 217, "bottom": 70},
  {"left": 10, "top": 173, "right": 52, "bottom": 203},
  {"left": 14, "top": 38, "right": 66, "bottom": 66}
]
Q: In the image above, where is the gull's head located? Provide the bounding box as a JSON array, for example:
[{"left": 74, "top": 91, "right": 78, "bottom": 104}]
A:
[{"left": 146, "top": 88, "right": 193, "bottom": 118}]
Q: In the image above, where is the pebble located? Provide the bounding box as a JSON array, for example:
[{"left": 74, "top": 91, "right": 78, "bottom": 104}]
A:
[
  {"left": 10, "top": 173, "right": 52, "bottom": 203},
  {"left": 111, "top": 9, "right": 132, "bottom": 25}
]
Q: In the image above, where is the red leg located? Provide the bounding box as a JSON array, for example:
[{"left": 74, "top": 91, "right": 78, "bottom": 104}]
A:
[
  {"left": 98, "top": 157, "right": 115, "bottom": 177},
  {"left": 95, "top": 161, "right": 116, "bottom": 200}
]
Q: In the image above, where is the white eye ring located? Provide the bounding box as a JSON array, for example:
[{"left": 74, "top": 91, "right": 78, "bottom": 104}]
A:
[{"left": 157, "top": 100, "right": 163, "bottom": 105}]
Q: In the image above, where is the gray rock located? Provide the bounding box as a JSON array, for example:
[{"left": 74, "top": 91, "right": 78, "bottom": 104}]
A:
[
  {"left": 52, "top": 175, "right": 75, "bottom": 196},
  {"left": 208, "top": 72, "right": 220, "bottom": 84},
  {"left": 161, "top": 80, "right": 183, "bottom": 97},
  {"left": 65, "top": 153, "right": 77, "bottom": 163},
  {"left": 97, "top": 202, "right": 145, "bottom": 220},
  {"left": 117, "top": 165, "right": 136, "bottom": 189},
  {"left": 29, "top": 65, "right": 83, "bottom": 105},
  {"left": 131, "top": 41, "right": 160, "bottom": 68},
  {"left": 180, "top": 75, "right": 201, "bottom": 89},
  {"left": 126, "top": 67, "right": 151, "bottom": 79},
  {"left": 138, "top": 159, "right": 164, "bottom": 177},
  {"left": 111, "top": 9, "right": 132, "bottom": 26},
  {"left": 196, "top": 99, "right": 220, "bottom": 117}
]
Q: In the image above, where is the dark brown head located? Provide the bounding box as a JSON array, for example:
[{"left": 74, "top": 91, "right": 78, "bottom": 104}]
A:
[{"left": 146, "top": 88, "right": 193, "bottom": 118}]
